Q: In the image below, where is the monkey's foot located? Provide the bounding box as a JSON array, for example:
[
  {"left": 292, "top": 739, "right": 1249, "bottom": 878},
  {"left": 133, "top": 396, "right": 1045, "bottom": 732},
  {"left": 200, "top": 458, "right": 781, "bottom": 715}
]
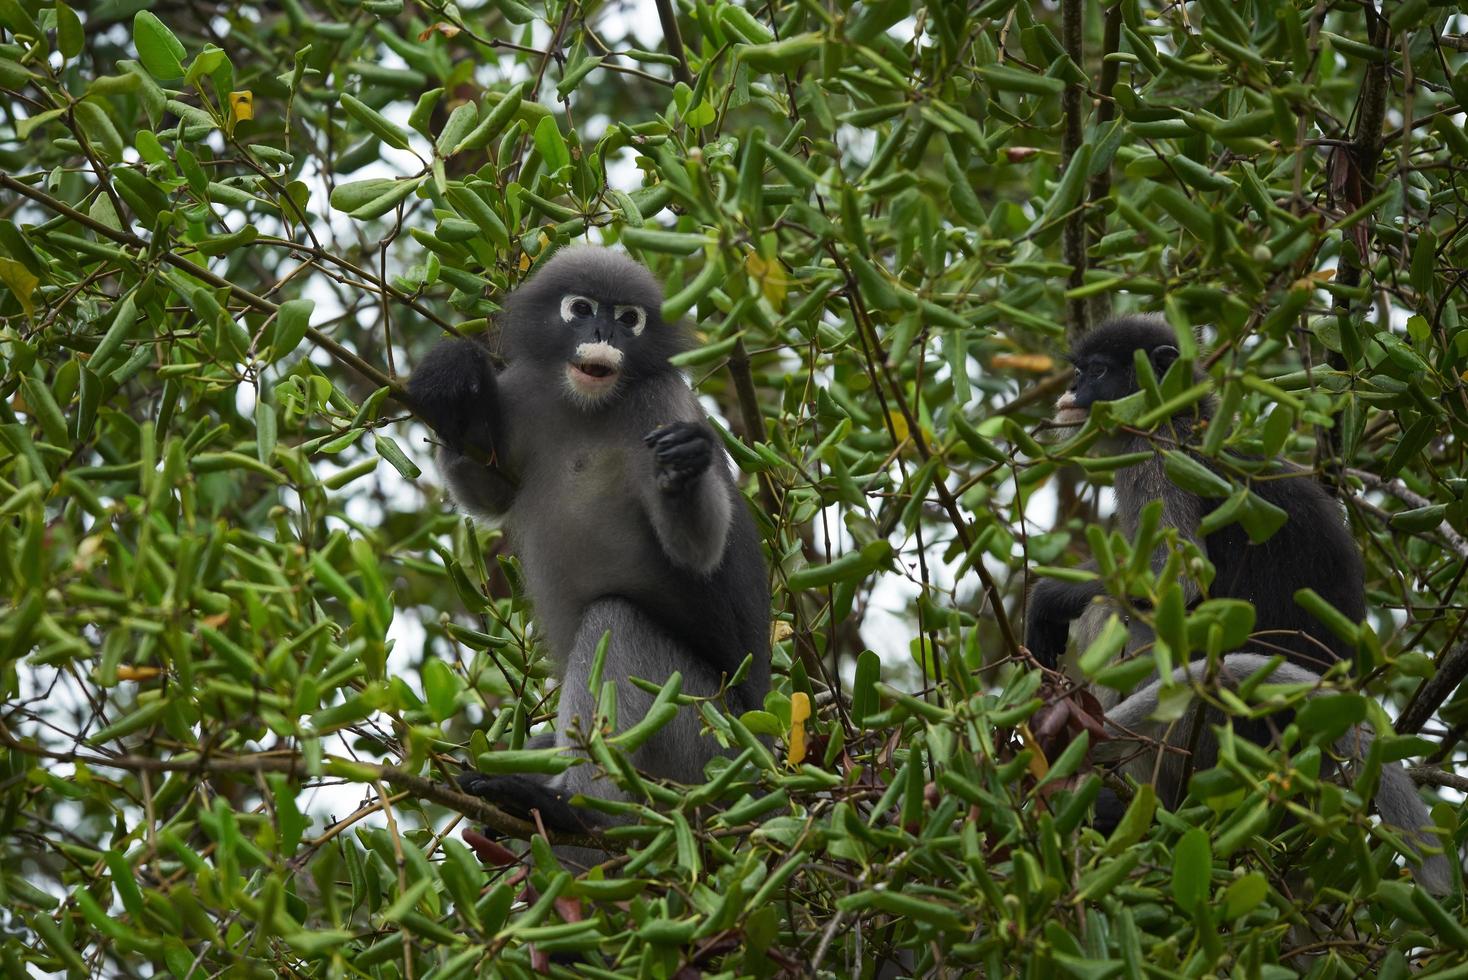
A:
[
  {"left": 457, "top": 770, "right": 598, "bottom": 834},
  {"left": 644, "top": 422, "right": 713, "bottom": 494}
]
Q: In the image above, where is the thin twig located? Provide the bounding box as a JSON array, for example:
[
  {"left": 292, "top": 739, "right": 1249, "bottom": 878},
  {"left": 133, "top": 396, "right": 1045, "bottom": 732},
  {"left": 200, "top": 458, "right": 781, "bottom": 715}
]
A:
[
  {"left": 1397, "top": 637, "right": 1468, "bottom": 736},
  {"left": 654, "top": 0, "right": 694, "bottom": 87},
  {"left": 1059, "top": 0, "right": 1088, "bottom": 341},
  {"left": 0, "top": 172, "right": 408, "bottom": 402}
]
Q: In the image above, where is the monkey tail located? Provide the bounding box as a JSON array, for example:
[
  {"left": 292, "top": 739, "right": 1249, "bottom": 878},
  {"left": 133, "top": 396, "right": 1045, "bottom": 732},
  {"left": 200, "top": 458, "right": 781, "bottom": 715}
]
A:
[{"left": 1103, "top": 653, "right": 1455, "bottom": 894}]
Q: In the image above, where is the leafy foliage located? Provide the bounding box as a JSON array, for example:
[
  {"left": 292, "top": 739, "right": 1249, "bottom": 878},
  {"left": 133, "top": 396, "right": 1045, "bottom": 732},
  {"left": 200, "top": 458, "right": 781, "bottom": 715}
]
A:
[{"left": 2, "top": 0, "right": 1467, "bottom": 976}]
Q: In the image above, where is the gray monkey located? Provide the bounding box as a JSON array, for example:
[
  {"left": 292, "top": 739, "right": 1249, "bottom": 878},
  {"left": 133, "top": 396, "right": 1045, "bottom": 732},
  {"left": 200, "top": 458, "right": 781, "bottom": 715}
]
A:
[
  {"left": 409, "top": 245, "right": 771, "bottom": 846},
  {"left": 1099, "top": 654, "right": 1453, "bottom": 894},
  {"left": 1029, "top": 318, "right": 1453, "bottom": 888}
]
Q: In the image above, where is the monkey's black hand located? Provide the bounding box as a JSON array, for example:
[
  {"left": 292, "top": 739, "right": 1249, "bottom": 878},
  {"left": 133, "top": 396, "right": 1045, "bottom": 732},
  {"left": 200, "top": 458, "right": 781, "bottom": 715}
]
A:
[
  {"left": 1092, "top": 786, "right": 1128, "bottom": 835},
  {"left": 457, "top": 771, "right": 600, "bottom": 834},
  {"left": 1025, "top": 578, "right": 1100, "bottom": 668},
  {"left": 407, "top": 339, "right": 498, "bottom": 454},
  {"left": 1025, "top": 616, "right": 1070, "bottom": 669},
  {"left": 643, "top": 422, "right": 714, "bottom": 494}
]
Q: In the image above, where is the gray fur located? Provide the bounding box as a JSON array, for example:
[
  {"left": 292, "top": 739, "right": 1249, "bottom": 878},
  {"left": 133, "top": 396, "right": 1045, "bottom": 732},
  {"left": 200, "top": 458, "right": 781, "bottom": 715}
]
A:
[
  {"left": 410, "top": 247, "right": 770, "bottom": 859},
  {"left": 1100, "top": 653, "right": 1454, "bottom": 894},
  {"left": 1113, "top": 426, "right": 1209, "bottom": 603}
]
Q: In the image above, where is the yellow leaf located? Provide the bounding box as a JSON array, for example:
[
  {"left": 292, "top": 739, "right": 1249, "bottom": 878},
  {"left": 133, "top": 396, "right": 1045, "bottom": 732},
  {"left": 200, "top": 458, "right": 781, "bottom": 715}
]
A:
[
  {"left": 887, "top": 410, "right": 910, "bottom": 444},
  {"left": 1018, "top": 723, "right": 1049, "bottom": 781},
  {"left": 787, "top": 692, "right": 812, "bottom": 767},
  {"left": 745, "top": 251, "right": 788, "bottom": 309},
  {"left": 116, "top": 665, "right": 163, "bottom": 681},
  {"left": 229, "top": 90, "right": 253, "bottom": 122},
  {"left": 990, "top": 353, "right": 1054, "bottom": 373},
  {"left": 771, "top": 620, "right": 793, "bottom": 644},
  {"left": 0, "top": 257, "right": 39, "bottom": 317}
]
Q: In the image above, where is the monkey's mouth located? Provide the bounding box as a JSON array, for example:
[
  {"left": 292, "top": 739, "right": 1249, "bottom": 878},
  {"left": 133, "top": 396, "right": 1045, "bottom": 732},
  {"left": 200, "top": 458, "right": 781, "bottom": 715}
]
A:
[
  {"left": 1054, "top": 407, "right": 1088, "bottom": 427},
  {"left": 566, "top": 341, "right": 623, "bottom": 398},
  {"left": 574, "top": 362, "right": 615, "bottom": 379}
]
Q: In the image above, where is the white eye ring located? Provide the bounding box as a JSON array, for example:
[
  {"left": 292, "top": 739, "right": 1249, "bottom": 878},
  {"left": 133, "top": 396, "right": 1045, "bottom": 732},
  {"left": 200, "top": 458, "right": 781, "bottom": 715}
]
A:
[
  {"left": 613, "top": 305, "right": 646, "bottom": 336},
  {"left": 561, "top": 295, "right": 598, "bottom": 322}
]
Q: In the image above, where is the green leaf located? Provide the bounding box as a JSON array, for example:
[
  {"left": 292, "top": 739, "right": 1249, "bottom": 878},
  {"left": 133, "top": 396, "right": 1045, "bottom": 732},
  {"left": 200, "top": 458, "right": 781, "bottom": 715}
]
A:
[
  {"left": 1221, "top": 872, "right": 1268, "bottom": 919},
  {"left": 374, "top": 433, "right": 421, "bottom": 480},
  {"left": 851, "top": 649, "right": 880, "bottom": 725},
  {"left": 340, "top": 92, "right": 414, "bottom": 151},
  {"left": 1105, "top": 784, "right": 1156, "bottom": 856},
  {"left": 1162, "top": 450, "right": 1233, "bottom": 497},
  {"left": 1171, "top": 828, "right": 1212, "bottom": 911},
  {"left": 134, "top": 12, "right": 187, "bottom": 79},
  {"left": 0, "top": 257, "right": 39, "bottom": 316},
  {"left": 183, "top": 45, "right": 227, "bottom": 86},
  {"left": 270, "top": 298, "right": 313, "bottom": 362},
  {"left": 421, "top": 658, "right": 459, "bottom": 722},
  {"left": 435, "top": 102, "right": 477, "bottom": 157},
  {"left": 532, "top": 115, "right": 570, "bottom": 175},
  {"left": 737, "top": 33, "right": 823, "bottom": 71},
  {"left": 787, "top": 541, "right": 892, "bottom": 591},
  {"left": 56, "top": 2, "right": 84, "bottom": 59}
]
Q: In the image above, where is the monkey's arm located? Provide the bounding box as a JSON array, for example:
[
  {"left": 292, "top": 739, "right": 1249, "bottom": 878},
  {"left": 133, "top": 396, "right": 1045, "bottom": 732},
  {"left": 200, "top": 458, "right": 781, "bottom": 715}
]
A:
[
  {"left": 408, "top": 339, "right": 518, "bottom": 516},
  {"left": 640, "top": 422, "right": 733, "bottom": 574},
  {"left": 1025, "top": 574, "right": 1105, "bottom": 667}
]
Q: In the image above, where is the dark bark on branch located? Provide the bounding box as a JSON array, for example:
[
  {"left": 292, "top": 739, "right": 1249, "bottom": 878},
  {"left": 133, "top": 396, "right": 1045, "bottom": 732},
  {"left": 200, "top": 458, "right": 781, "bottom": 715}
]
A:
[
  {"left": 0, "top": 722, "right": 604, "bottom": 850},
  {"left": 1060, "top": 0, "right": 1088, "bottom": 343}
]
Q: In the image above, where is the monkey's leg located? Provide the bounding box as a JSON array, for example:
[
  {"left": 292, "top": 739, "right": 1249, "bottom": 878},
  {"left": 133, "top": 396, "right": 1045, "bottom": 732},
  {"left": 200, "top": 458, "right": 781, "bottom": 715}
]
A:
[
  {"left": 641, "top": 422, "right": 732, "bottom": 574},
  {"left": 456, "top": 772, "right": 593, "bottom": 832},
  {"left": 552, "top": 598, "right": 732, "bottom": 788},
  {"left": 459, "top": 599, "right": 731, "bottom": 862}
]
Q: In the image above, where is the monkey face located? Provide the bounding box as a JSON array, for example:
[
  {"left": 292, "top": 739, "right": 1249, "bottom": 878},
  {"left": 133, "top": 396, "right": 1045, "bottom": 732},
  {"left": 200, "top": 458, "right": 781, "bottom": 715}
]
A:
[
  {"left": 499, "top": 246, "right": 689, "bottom": 409},
  {"left": 1056, "top": 318, "right": 1182, "bottom": 431},
  {"left": 558, "top": 292, "right": 648, "bottom": 404},
  {"left": 1068, "top": 351, "right": 1135, "bottom": 410}
]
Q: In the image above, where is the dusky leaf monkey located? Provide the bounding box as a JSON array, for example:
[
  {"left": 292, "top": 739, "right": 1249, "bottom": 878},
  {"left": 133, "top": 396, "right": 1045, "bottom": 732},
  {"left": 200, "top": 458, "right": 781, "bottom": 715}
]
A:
[
  {"left": 1025, "top": 316, "right": 1451, "bottom": 891},
  {"left": 410, "top": 246, "right": 770, "bottom": 847}
]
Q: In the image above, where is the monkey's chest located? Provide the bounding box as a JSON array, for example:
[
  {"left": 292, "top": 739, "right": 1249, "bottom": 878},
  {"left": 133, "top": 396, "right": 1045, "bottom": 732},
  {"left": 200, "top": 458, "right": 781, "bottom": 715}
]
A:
[{"left": 514, "top": 448, "right": 666, "bottom": 591}]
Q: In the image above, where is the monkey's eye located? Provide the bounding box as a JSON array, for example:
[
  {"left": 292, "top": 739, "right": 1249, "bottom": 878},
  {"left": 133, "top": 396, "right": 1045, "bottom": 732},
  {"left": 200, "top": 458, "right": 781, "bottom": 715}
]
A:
[
  {"left": 614, "top": 305, "right": 646, "bottom": 336},
  {"left": 1087, "top": 363, "right": 1108, "bottom": 380},
  {"left": 560, "top": 295, "right": 598, "bottom": 322}
]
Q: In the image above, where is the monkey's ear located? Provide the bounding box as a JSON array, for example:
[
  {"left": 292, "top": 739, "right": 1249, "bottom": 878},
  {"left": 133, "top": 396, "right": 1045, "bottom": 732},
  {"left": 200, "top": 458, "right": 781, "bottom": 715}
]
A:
[{"left": 1150, "top": 345, "right": 1180, "bottom": 374}]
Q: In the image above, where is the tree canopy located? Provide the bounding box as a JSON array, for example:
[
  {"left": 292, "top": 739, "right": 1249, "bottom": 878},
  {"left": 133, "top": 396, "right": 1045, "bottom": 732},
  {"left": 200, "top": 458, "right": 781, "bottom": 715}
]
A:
[{"left": 2, "top": 0, "right": 1467, "bottom": 976}]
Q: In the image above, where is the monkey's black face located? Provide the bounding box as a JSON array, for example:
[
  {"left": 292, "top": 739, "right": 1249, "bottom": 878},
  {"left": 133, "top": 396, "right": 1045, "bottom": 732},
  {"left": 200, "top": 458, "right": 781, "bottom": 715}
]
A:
[
  {"left": 499, "top": 245, "right": 688, "bottom": 410},
  {"left": 1054, "top": 317, "right": 1182, "bottom": 430},
  {"left": 1064, "top": 352, "right": 1135, "bottom": 411},
  {"left": 558, "top": 291, "right": 649, "bottom": 404}
]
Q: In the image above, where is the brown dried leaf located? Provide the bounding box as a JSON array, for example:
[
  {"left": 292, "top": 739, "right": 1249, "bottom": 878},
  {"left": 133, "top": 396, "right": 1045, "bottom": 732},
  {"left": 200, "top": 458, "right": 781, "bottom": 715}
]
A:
[{"left": 462, "top": 828, "right": 520, "bottom": 866}]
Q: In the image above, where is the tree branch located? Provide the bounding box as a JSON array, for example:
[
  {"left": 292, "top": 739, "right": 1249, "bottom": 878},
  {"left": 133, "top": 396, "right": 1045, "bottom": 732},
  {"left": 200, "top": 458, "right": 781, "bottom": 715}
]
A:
[
  {"left": 1397, "top": 636, "right": 1468, "bottom": 737},
  {"left": 654, "top": 0, "right": 694, "bottom": 87},
  {"left": 0, "top": 172, "right": 409, "bottom": 402},
  {"left": 1060, "top": 0, "right": 1089, "bottom": 342},
  {"left": 1348, "top": 467, "right": 1468, "bottom": 560},
  {"left": 0, "top": 721, "right": 605, "bottom": 850}
]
